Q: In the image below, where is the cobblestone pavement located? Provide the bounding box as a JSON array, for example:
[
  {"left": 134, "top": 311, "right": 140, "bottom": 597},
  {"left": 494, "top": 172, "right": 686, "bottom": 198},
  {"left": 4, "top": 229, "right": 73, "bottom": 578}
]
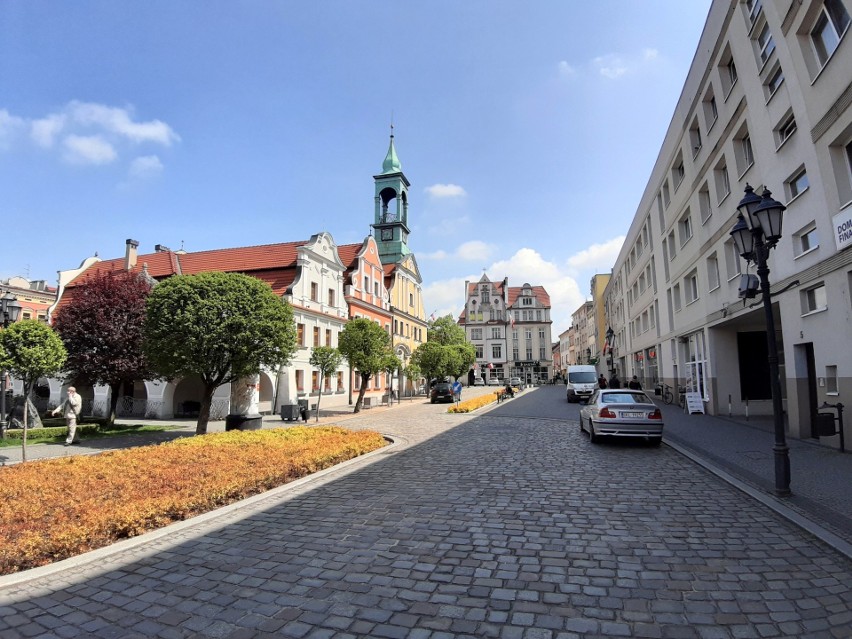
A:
[{"left": 1, "top": 394, "right": 851, "bottom": 638}]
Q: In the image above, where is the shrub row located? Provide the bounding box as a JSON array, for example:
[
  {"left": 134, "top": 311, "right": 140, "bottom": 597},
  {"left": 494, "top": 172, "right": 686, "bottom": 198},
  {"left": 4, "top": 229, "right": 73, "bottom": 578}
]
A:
[
  {"left": 3, "top": 418, "right": 127, "bottom": 441},
  {"left": 448, "top": 392, "right": 502, "bottom": 414},
  {"left": 0, "top": 426, "right": 387, "bottom": 575}
]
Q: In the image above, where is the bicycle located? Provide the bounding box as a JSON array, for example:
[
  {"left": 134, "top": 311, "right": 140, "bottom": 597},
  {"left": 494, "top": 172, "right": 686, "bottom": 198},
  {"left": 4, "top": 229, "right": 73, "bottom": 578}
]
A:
[{"left": 656, "top": 383, "right": 674, "bottom": 405}]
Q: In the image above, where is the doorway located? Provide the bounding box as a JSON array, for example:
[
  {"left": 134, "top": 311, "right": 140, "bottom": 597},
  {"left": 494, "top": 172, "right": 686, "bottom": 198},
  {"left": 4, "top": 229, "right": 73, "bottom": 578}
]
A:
[{"left": 794, "top": 343, "right": 819, "bottom": 438}]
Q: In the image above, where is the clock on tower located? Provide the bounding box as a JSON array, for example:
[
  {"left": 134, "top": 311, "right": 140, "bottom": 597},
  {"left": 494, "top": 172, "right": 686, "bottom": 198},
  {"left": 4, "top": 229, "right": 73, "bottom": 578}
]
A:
[{"left": 381, "top": 228, "right": 393, "bottom": 241}]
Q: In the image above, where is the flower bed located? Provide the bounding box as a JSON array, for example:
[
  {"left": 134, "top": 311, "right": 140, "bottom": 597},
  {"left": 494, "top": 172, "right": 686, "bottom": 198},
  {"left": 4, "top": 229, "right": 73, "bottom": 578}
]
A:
[
  {"left": 448, "top": 391, "right": 502, "bottom": 413},
  {"left": 0, "top": 426, "right": 387, "bottom": 575}
]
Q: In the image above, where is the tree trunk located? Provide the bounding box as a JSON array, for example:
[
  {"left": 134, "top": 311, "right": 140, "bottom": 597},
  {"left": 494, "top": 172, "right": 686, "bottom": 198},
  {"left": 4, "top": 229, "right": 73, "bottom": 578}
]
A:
[
  {"left": 108, "top": 381, "right": 122, "bottom": 426},
  {"left": 196, "top": 383, "right": 217, "bottom": 435},
  {"left": 21, "top": 381, "right": 32, "bottom": 463},
  {"left": 315, "top": 373, "right": 323, "bottom": 423},
  {"left": 353, "top": 373, "right": 370, "bottom": 413}
]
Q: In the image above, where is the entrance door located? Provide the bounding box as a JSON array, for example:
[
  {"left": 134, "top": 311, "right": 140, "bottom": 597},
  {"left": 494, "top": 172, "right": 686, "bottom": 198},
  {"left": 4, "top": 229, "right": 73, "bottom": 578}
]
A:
[{"left": 804, "top": 343, "right": 818, "bottom": 438}]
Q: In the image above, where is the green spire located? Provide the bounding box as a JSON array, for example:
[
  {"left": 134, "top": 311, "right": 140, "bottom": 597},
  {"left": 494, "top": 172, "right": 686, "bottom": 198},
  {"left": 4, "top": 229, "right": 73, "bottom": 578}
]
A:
[{"left": 381, "top": 126, "right": 402, "bottom": 174}]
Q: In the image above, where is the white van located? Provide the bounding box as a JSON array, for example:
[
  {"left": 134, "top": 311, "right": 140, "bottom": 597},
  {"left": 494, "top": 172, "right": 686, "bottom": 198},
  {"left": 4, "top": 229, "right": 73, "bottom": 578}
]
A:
[{"left": 566, "top": 365, "right": 598, "bottom": 403}]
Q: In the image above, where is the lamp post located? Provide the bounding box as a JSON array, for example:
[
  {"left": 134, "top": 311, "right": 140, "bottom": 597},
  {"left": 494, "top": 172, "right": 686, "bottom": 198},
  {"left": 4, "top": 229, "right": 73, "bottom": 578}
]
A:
[
  {"left": 0, "top": 291, "right": 22, "bottom": 438},
  {"left": 605, "top": 326, "right": 615, "bottom": 377},
  {"left": 729, "top": 184, "right": 790, "bottom": 497}
]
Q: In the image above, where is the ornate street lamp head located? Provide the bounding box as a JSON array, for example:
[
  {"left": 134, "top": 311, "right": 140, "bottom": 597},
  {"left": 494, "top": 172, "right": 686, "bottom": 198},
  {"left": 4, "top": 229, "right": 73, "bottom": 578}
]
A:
[
  {"left": 730, "top": 213, "right": 754, "bottom": 261},
  {"left": 753, "top": 188, "right": 786, "bottom": 246}
]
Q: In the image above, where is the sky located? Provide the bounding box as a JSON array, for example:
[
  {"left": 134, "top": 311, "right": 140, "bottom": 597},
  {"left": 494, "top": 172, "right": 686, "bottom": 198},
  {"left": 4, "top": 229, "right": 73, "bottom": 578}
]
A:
[{"left": 1, "top": 1, "right": 712, "bottom": 336}]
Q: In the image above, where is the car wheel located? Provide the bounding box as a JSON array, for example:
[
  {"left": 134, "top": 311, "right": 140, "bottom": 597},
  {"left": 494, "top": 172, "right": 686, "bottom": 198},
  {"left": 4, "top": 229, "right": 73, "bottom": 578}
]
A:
[{"left": 588, "top": 420, "right": 599, "bottom": 443}]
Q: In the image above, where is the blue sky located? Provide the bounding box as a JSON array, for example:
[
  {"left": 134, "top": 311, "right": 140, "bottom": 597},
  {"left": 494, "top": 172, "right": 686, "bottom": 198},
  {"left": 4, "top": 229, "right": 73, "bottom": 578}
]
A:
[{"left": 1, "top": 1, "right": 711, "bottom": 335}]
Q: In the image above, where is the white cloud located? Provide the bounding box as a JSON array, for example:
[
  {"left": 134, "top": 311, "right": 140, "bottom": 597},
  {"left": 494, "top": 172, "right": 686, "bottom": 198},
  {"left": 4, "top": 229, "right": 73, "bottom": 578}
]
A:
[
  {"left": 424, "top": 240, "right": 624, "bottom": 336},
  {"left": 421, "top": 240, "right": 494, "bottom": 262},
  {"left": 0, "top": 109, "right": 26, "bottom": 149},
  {"left": 31, "top": 114, "right": 67, "bottom": 148},
  {"left": 558, "top": 60, "right": 576, "bottom": 76},
  {"left": 425, "top": 183, "right": 467, "bottom": 198},
  {"left": 566, "top": 236, "right": 625, "bottom": 273},
  {"left": 593, "top": 48, "right": 661, "bottom": 79},
  {"left": 63, "top": 134, "right": 117, "bottom": 165},
  {"left": 128, "top": 154, "right": 164, "bottom": 179},
  {"left": 68, "top": 101, "right": 179, "bottom": 146}
]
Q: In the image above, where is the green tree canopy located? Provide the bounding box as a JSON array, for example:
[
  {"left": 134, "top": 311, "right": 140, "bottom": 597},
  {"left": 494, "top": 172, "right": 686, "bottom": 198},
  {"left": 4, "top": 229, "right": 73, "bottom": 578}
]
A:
[
  {"left": 144, "top": 272, "right": 297, "bottom": 434},
  {"left": 308, "top": 346, "right": 343, "bottom": 422},
  {"left": 427, "top": 314, "right": 467, "bottom": 346},
  {"left": 0, "top": 320, "right": 67, "bottom": 460},
  {"left": 337, "top": 318, "right": 394, "bottom": 413},
  {"left": 52, "top": 270, "right": 154, "bottom": 425}
]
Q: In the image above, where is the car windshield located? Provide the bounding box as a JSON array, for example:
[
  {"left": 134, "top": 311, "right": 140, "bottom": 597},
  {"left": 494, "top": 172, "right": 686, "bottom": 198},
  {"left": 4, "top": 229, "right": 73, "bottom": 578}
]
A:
[
  {"left": 601, "top": 392, "right": 651, "bottom": 404},
  {"left": 568, "top": 371, "right": 597, "bottom": 383}
]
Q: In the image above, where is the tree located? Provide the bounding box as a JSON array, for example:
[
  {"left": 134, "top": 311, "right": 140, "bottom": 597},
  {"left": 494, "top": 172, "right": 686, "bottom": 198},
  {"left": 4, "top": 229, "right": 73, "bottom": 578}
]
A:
[
  {"left": 428, "top": 314, "right": 467, "bottom": 346},
  {"left": 411, "top": 315, "right": 476, "bottom": 383},
  {"left": 144, "top": 272, "right": 297, "bottom": 434},
  {"left": 337, "top": 318, "right": 394, "bottom": 413},
  {"left": 0, "top": 320, "right": 67, "bottom": 461},
  {"left": 52, "top": 270, "right": 154, "bottom": 425},
  {"left": 309, "top": 346, "right": 343, "bottom": 422},
  {"left": 381, "top": 352, "right": 402, "bottom": 405}
]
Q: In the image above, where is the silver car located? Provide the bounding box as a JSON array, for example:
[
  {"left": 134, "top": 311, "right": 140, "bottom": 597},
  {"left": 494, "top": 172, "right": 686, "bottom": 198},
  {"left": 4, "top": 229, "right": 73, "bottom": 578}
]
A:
[{"left": 579, "top": 389, "right": 663, "bottom": 445}]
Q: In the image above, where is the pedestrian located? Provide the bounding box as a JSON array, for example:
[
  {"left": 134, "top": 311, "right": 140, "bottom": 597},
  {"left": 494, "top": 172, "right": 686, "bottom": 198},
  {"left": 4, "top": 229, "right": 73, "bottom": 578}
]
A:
[
  {"left": 609, "top": 373, "right": 621, "bottom": 389},
  {"left": 628, "top": 375, "right": 643, "bottom": 390},
  {"left": 598, "top": 374, "right": 608, "bottom": 389},
  {"left": 52, "top": 386, "right": 82, "bottom": 446}
]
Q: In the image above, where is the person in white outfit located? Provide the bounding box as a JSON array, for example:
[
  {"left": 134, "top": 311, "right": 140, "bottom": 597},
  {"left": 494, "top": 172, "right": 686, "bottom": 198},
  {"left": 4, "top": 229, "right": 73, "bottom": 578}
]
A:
[{"left": 52, "top": 387, "right": 82, "bottom": 445}]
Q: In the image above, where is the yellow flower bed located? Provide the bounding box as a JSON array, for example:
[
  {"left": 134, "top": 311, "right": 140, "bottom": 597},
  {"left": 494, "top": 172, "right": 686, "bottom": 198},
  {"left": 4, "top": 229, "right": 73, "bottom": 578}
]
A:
[
  {"left": 0, "top": 426, "right": 386, "bottom": 575},
  {"left": 448, "top": 391, "right": 502, "bottom": 413}
]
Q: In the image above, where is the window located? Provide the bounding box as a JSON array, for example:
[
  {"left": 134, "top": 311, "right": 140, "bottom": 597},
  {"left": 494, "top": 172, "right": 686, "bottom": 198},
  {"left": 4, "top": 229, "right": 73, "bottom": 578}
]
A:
[
  {"left": 337, "top": 371, "right": 344, "bottom": 391},
  {"left": 678, "top": 210, "right": 693, "bottom": 246},
  {"left": 297, "top": 323, "right": 305, "bottom": 346},
  {"left": 491, "top": 327, "right": 501, "bottom": 339},
  {"left": 725, "top": 239, "right": 742, "bottom": 280},
  {"left": 409, "top": 293, "right": 414, "bottom": 307},
  {"left": 471, "top": 328, "right": 482, "bottom": 340},
  {"left": 667, "top": 231, "right": 677, "bottom": 260},
  {"left": 756, "top": 21, "right": 776, "bottom": 65},
  {"left": 764, "top": 64, "right": 784, "bottom": 99},
  {"left": 690, "top": 119, "right": 702, "bottom": 156},
  {"left": 703, "top": 89, "right": 718, "bottom": 130},
  {"left": 720, "top": 49, "right": 738, "bottom": 97},
  {"left": 802, "top": 283, "right": 827, "bottom": 314},
  {"left": 662, "top": 181, "right": 671, "bottom": 208},
  {"left": 794, "top": 224, "right": 819, "bottom": 256},
  {"left": 776, "top": 112, "right": 797, "bottom": 147},
  {"left": 296, "top": 370, "right": 304, "bottom": 392},
  {"left": 312, "top": 371, "right": 319, "bottom": 392},
  {"left": 313, "top": 326, "right": 320, "bottom": 347},
  {"left": 672, "top": 284, "right": 682, "bottom": 312},
  {"left": 707, "top": 254, "right": 720, "bottom": 291},
  {"left": 673, "top": 157, "right": 685, "bottom": 189},
  {"left": 786, "top": 167, "right": 809, "bottom": 200},
  {"left": 326, "top": 329, "right": 332, "bottom": 346},
  {"left": 492, "top": 345, "right": 502, "bottom": 359},
  {"left": 812, "top": 0, "right": 851, "bottom": 67},
  {"left": 685, "top": 270, "right": 699, "bottom": 304},
  {"left": 747, "top": 0, "right": 763, "bottom": 23},
  {"left": 374, "top": 282, "right": 379, "bottom": 297},
  {"left": 735, "top": 132, "right": 755, "bottom": 176},
  {"left": 714, "top": 160, "right": 731, "bottom": 203},
  {"left": 699, "top": 185, "right": 712, "bottom": 223},
  {"left": 328, "top": 289, "right": 335, "bottom": 307},
  {"left": 310, "top": 282, "right": 319, "bottom": 302},
  {"left": 826, "top": 365, "right": 839, "bottom": 394}
]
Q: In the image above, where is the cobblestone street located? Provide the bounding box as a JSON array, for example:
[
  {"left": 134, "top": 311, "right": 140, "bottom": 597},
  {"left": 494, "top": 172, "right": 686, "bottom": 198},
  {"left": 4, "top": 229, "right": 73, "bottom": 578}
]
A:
[{"left": 1, "top": 394, "right": 851, "bottom": 638}]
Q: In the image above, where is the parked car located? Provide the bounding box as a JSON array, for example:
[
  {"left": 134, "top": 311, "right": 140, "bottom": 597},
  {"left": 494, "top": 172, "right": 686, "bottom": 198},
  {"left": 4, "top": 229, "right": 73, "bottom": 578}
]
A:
[
  {"left": 473, "top": 377, "right": 486, "bottom": 386},
  {"left": 509, "top": 376, "right": 522, "bottom": 388},
  {"left": 430, "top": 382, "right": 454, "bottom": 403},
  {"left": 487, "top": 377, "right": 502, "bottom": 386},
  {"left": 579, "top": 389, "right": 663, "bottom": 445}
]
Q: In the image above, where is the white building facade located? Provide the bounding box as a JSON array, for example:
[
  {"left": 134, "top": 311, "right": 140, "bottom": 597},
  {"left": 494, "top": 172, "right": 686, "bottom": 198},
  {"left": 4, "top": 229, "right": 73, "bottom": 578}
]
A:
[{"left": 604, "top": 0, "right": 852, "bottom": 447}]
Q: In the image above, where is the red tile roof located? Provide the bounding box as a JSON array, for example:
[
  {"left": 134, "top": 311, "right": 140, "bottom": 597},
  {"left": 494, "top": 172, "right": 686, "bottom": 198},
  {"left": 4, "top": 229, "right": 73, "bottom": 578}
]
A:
[{"left": 508, "top": 285, "right": 550, "bottom": 308}]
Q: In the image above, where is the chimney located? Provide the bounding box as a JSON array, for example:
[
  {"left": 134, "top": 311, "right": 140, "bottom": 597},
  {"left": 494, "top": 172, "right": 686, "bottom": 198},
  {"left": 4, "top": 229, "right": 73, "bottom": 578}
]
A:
[{"left": 125, "top": 239, "right": 139, "bottom": 270}]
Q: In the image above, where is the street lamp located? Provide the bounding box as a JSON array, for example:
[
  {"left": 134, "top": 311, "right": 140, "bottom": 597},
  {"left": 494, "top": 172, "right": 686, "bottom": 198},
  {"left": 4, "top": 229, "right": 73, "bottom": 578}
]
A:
[
  {"left": 0, "top": 292, "right": 22, "bottom": 438},
  {"left": 605, "top": 326, "right": 615, "bottom": 376},
  {"left": 729, "top": 184, "right": 790, "bottom": 497}
]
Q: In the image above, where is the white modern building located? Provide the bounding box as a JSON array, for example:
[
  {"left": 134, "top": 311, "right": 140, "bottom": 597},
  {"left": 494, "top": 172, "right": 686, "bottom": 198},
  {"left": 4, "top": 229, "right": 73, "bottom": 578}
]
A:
[{"left": 604, "top": 0, "right": 852, "bottom": 447}]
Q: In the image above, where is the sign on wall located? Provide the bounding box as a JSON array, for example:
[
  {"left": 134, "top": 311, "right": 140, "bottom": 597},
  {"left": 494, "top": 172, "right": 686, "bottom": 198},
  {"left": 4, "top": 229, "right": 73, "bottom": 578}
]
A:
[{"left": 833, "top": 208, "right": 852, "bottom": 251}]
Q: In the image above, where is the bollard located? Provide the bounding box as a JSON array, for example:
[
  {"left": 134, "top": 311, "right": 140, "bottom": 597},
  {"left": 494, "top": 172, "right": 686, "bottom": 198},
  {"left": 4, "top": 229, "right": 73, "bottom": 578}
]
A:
[{"left": 820, "top": 401, "right": 846, "bottom": 453}]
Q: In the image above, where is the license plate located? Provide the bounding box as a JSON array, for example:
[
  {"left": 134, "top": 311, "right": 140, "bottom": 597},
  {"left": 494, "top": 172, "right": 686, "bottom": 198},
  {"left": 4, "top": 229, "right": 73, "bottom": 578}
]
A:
[{"left": 621, "top": 411, "right": 644, "bottom": 418}]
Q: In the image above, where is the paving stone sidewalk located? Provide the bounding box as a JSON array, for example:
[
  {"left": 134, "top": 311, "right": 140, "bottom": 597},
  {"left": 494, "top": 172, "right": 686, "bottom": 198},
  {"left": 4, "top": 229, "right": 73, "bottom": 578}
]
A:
[{"left": 1, "top": 393, "right": 851, "bottom": 638}]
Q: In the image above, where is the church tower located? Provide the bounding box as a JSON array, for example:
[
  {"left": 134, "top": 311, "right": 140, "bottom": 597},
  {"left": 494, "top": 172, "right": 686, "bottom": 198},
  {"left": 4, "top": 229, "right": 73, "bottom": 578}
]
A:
[{"left": 372, "top": 128, "right": 412, "bottom": 264}]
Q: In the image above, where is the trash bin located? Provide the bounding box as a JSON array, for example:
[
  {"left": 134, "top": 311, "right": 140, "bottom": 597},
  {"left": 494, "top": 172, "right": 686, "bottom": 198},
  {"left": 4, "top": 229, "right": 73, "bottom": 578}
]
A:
[
  {"left": 817, "top": 412, "right": 837, "bottom": 437},
  {"left": 280, "top": 404, "right": 300, "bottom": 421},
  {"left": 298, "top": 398, "right": 309, "bottom": 422}
]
